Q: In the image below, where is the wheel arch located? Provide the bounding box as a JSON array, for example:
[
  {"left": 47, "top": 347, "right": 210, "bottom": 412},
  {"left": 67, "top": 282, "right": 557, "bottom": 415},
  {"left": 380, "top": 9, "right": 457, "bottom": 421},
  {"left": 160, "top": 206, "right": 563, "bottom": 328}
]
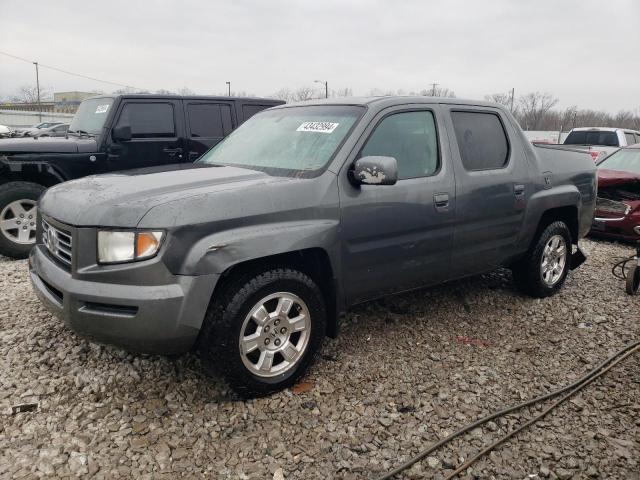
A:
[
  {"left": 0, "top": 161, "right": 65, "bottom": 188},
  {"left": 212, "top": 248, "right": 340, "bottom": 338}
]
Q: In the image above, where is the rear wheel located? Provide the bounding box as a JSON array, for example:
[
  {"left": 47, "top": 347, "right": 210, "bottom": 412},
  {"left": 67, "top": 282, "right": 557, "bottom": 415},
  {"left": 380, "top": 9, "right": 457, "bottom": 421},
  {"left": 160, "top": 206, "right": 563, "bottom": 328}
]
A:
[
  {"left": 512, "top": 221, "right": 572, "bottom": 298},
  {"left": 0, "top": 182, "right": 45, "bottom": 259},
  {"left": 199, "top": 268, "right": 326, "bottom": 397}
]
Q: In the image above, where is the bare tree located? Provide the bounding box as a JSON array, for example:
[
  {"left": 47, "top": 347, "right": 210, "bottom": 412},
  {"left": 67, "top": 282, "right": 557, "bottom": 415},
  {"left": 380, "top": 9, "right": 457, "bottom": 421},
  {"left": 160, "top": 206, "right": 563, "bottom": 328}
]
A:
[
  {"left": 485, "top": 92, "right": 513, "bottom": 108},
  {"left": 418, "top": 86, "right": 456, "bottom": 98},
  {"left": 155, "top": 89, "right": 176, "bottom": 95},
  {"left": 177, "top": 87, "right": 195, "bottom": 96},
  {"left": 332, "top": 87, "right": 353, "bottom": 97},
  {"left": 517, "top": 92, "right": 558, "bottom": 130},
  {"left": 10, "top": 85, "right": 52, "bottom": 103}
]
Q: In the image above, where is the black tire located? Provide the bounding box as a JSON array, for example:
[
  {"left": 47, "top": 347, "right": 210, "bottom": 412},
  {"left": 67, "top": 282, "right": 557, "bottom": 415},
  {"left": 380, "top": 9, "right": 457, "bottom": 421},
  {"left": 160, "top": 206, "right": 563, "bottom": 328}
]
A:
[
  {"left": 626, "top": 263, "right": 640, "bottom": 295},
  {"left": 199, "top": 268, "right": 326, "bottom": 398},
  {"left": 512, "top": 221, "right": 572, "bottom": 298},
  {"left": 0, "top": 181, "right": 45, "bottom": 259}
]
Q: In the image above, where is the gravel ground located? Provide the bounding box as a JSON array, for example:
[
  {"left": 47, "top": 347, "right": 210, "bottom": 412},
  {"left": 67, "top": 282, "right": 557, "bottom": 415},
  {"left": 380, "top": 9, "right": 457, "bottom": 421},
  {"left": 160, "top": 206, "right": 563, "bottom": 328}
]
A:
[{"left": 0, "top": 238, "right": 639, "bottom": 480}]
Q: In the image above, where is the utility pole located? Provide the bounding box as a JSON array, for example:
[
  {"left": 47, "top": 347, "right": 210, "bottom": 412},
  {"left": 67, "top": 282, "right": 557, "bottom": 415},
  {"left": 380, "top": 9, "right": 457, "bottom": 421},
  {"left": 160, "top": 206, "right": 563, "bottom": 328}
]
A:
[
  {"left": 510, "top": 87, "right": 515, "bottom": 113},
  {"left": 226, "top": 81, "right": 231, "bottom": 96},
  {"left": 430, "top": 82, "right": 439, "bottom": 96},
  {"left": 33, "top": 62, "right": 42, "bottom": 121},
  {"left": 314, "top": 80, "right": 328, "bottom": 99}
]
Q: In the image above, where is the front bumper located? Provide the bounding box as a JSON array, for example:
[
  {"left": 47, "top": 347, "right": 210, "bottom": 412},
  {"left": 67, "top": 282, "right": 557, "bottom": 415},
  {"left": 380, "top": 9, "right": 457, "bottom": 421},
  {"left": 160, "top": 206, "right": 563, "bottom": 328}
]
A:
[
  {"left": 590, "top": 216, "right": 640, "bottom": 242},
  {"left": 29, "top": 245, "right": 219, "bottom": 355}
]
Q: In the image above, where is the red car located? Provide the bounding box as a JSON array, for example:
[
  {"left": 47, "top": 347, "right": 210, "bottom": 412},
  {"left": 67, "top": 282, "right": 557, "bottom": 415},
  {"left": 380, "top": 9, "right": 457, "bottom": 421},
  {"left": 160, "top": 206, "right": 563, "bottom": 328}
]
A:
[{"left": 591, "top": 144, "right": 640, "bottom": 241}]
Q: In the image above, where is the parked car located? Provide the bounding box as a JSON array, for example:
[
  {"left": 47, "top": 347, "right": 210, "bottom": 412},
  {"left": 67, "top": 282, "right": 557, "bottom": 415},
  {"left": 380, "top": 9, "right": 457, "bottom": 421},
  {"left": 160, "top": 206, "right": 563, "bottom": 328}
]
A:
[
  {"left": 0, "top": 125, "right": 12, "bottom": 139},
  {"left": 591, "top": 144, "right": 640, "bottom": 241},
  {"left": 563, "top": 127, "right": 640, "bottom": 162},
  {"left": 13, "top": 122, "right": 65, "bottom": 137},
  {"left": 29, "top": 96, "right": 596, "bottom": 397},
  {"left": 0, "top": 94, "right": 283, "bottom": 258},
  {"left": 31, "top": 123, "right": 69, "bottom": 138}
]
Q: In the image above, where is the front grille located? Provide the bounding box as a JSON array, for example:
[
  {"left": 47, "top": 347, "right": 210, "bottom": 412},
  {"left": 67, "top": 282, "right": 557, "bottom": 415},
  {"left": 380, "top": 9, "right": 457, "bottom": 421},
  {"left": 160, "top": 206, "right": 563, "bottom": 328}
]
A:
[{"left": 42, "top": 218, "right": 73, "bottom": 268}]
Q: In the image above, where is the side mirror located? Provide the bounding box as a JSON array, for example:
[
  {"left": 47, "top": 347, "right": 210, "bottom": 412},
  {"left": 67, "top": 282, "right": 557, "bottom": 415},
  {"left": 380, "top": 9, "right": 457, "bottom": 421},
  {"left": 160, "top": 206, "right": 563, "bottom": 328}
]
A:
[
  {"left": 349, "top": 156, "right": 398, "bottom": 186},
  {"left": 112, "top": 125, "right": 132, "bottom": 142}
]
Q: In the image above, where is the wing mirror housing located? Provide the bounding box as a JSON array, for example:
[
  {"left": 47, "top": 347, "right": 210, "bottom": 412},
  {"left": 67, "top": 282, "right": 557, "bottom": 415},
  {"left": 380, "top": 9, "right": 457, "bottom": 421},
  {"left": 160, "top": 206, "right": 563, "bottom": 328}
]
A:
[
  {"left": 349, "top": 156, "right": 398, "bottom": 186},
  {"left": 112, "top": 125, "right": 132, "bottom": 142}
]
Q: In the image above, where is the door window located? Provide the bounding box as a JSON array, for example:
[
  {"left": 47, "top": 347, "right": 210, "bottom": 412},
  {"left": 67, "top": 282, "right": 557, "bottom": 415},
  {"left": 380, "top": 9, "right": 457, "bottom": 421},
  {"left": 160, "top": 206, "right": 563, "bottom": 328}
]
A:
[
  {"left": 624, "top": 132, "right": 636, "bottom": 146},
  {"left": 188, "top": 103, "right": 232, "bottom": 138},
  {"left": 451, "top": 111, "right": 509, "bottom": 171},
  {"left": 116, "top": 103, "right": 175, "bottom": 138},
  {"left": 359, "top": 110, "right": 439, "bottom": 179}
]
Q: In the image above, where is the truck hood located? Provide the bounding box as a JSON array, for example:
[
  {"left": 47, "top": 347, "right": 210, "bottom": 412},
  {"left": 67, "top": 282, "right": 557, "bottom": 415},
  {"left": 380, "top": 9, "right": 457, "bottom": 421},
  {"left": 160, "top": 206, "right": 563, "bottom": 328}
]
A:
[
  {"left": 597, "top": 168, "right": 640, "bottom": 188},
  {"left": 39, "top": 164, "right": 288, "bottom": 227},
  {"left": 0, "top": 136, "right": 97, "bottom": 154}
]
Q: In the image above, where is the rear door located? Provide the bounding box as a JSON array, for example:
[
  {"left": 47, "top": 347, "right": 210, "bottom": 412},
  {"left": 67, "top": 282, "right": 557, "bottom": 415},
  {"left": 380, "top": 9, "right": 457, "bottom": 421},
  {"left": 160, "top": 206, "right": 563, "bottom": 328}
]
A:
[
  {"left": 108, "top": 99, "right": 185, "bottom": 170},
  {"left": 444, "top": 106, "right": 530, "bottom": 276},
  {"left": 239, "top": 103, "right": 277, "bottom": 124},
  {"left": 184, "top": 100, "right": 235, "bottom": 162}
]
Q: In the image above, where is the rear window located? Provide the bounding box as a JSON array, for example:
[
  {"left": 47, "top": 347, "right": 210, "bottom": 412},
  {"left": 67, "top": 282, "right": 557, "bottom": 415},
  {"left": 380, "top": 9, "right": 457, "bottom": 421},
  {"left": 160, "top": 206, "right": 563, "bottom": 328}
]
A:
[
  {"left": 564, "top": 130, "right": 619, "bottom": 147},
  {"left": 451, "top": 111, "right": 509, "bottom": 171},
  {"left": 242, "top": 104, "right": 272, "bottom": 122},
  {"left": 187, "top": 103, "right": 233, "bottom": 138}
]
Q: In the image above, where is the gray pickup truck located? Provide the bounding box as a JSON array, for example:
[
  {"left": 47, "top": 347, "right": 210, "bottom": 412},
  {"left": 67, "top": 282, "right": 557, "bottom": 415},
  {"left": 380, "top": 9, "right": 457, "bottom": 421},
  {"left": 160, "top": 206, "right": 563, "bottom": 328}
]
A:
[{"left": 29, "top": 97, "right": 596, "bottom": 397}]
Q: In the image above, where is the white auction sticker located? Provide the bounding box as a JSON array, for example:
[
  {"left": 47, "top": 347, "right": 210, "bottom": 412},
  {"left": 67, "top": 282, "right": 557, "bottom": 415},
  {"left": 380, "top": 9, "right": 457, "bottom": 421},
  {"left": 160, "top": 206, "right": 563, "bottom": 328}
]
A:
[
  {"left": 296, "top": 121, "right": 339, "bottom": 133},
  {"left": 95, "top": 105, "right": 110, "bottom": 114}
]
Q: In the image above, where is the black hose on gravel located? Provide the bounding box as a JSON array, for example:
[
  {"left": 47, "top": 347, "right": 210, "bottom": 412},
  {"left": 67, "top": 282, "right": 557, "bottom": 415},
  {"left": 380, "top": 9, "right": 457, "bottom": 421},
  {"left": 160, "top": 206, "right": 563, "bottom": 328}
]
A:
[{"left": 375, "top": 340, "right": 640, "bottom": 480}]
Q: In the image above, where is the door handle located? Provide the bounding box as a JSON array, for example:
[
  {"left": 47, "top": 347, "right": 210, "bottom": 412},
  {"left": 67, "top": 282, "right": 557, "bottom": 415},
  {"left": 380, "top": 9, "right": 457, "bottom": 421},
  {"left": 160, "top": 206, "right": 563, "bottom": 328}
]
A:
[
  {"left": 433, "top": 193, "right": 449, "bottom": 212},
  {"left": 514, "top": 184, "right": 525, "bottom": 197},
  {"left": 163, "top": 147, "right": 183, "bottom": 159}
]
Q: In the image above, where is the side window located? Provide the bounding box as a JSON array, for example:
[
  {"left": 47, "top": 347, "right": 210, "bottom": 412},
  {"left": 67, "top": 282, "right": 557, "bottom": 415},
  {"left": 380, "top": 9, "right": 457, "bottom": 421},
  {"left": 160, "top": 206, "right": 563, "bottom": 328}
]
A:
[
  {"left": 116, "top": 103, "right": 175, "bottom": 138},
  {"left": 624, "top": 132, "right": 636, "bottom": 146},
  {"left": 359, "top": 110, "right": 439, "bottom": 179},
  {"left": 188, "top": 103, "right": 232, "bottom": 138},
  {"left": 242, "top": 104, "right": 271, "bottom": 122},
  {"left": 451, "top": 111, "right": 509, "bottom": 171}
]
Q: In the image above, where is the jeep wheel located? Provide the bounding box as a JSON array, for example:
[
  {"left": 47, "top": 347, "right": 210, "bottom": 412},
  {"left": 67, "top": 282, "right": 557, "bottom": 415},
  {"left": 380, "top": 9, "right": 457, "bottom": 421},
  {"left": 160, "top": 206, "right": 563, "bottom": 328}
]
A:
[
  {"left": 200, "top": 268, "right": 326, "bottom": 398},
  {"left": 0, "top": 182, "right": 45, "bottom": 259},
  {"left": 512, "top": 221, "right": 572, "bottom": 298}
]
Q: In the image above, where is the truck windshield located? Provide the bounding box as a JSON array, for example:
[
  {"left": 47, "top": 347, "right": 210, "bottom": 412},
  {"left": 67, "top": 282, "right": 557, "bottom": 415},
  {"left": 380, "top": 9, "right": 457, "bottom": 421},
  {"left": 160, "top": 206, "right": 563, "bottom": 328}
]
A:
[
  {"left": 598, "top": 148, "right": 640, "bottom": 175},
  {"left": 565, "top": 130, "right": 619, "bottom": 147},
  {"left": 69, "top": 97, "right": 114, "bottom": 135},
  {"left": 198, "top": 105, "right": 364, "bottom": 176}
]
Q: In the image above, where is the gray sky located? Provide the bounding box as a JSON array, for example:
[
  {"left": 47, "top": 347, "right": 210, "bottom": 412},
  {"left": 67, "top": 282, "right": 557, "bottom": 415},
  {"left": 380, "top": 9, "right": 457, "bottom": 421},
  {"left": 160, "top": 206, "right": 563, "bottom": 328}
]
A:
[{"left": 1, "top": 0, "right": 638, "bottom": 112}]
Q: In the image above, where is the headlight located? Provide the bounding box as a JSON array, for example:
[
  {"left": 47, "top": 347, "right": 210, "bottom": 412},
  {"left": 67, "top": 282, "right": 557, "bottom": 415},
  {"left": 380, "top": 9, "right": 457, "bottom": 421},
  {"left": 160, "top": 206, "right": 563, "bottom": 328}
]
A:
[{"left": 97, "top": 230, "right": 164, "bottom": 264}]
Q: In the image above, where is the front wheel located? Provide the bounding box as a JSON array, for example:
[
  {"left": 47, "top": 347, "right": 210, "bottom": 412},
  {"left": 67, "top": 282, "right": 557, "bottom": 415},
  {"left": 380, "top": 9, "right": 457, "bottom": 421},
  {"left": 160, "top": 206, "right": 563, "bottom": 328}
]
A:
[
  {"left": 199, "top": 268, "right": 326, "bottom": 397},
  {"left": 0, "top": 182, "right": 45, "bottom": 259},
  {"left": 512, "top": 221, "right": 572, "bottom": 298}
]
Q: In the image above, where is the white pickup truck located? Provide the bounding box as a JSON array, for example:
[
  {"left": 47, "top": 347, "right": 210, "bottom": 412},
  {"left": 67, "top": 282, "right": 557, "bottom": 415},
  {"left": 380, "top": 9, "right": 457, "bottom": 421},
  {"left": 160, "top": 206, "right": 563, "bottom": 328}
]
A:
[{"left": 563, "top": 127, "right": 640, "bottom": 162}]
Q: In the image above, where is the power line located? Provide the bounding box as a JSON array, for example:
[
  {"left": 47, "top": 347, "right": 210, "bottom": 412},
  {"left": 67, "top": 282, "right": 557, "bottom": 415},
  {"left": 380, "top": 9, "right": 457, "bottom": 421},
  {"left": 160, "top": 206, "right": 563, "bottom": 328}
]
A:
[{"left": 0, "top": 50, "right": 145, "bottom": 91}]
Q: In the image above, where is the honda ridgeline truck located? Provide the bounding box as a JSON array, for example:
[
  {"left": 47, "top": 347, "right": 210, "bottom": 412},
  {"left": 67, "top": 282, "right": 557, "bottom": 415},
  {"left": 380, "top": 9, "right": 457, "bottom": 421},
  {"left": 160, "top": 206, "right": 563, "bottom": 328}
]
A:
[
  {"left": 0, "top": 94, "right": 283, "bottom": 259},
  {"left": 29, "top": 97, "right": 596, "bottom": 397}
]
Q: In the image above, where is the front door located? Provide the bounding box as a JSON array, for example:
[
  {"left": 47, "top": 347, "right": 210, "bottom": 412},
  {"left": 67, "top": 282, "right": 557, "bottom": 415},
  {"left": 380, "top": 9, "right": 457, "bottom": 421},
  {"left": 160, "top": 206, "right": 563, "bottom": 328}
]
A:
[
  {"left": 108, "top": 99, "right": 185, "bottom": 170},
  {"left": 443, "top": 106, "right": 530, "bottom": 276},
  {"left": 339, "top": 106, "right": 456, "bottom": 304}
]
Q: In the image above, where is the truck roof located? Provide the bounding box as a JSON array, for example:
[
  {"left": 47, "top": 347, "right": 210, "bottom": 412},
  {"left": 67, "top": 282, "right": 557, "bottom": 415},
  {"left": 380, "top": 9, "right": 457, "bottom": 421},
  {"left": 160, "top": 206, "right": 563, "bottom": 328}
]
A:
[
  {"left": 274, "top": 96, "right": 505, "bottom": 110},
  {"left": 84, "top": 94, "right": 284, "bottom": 104},
  {"left": 569, "top": 126, "right": 640, "bottom": 134}
]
